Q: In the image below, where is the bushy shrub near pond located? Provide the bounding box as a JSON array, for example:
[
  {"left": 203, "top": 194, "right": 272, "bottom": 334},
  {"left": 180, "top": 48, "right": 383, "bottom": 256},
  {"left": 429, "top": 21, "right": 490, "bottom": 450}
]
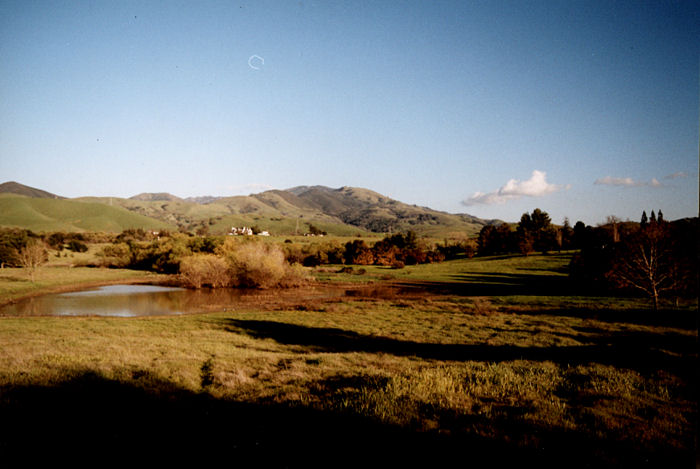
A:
[
  {"left": 217, "top": 239, "right": 307, "bottom": 289},
  {"left": 179, "top": 254, "right": 230, "bottom": 288}
]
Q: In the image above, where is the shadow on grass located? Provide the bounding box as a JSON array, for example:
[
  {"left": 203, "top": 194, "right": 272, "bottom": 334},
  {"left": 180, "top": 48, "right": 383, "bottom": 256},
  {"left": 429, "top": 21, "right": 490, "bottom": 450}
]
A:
[
  {"left": 0, "top": 369, "right": 570, "bottom": 468},
  {"left": 1, "top": 369, "right": 690, "bottom": 468},
  {"left": 395, "top": 271, "right": 575, "bottom": 297},
  {"left": 0, "top": 369, "right": 445, "bottom": 466},
  {"left": 223, "top": 320, "right": 696, "bottom": 377},
  {"left": 506, "top": 306, "right": 698, "bottom": 328}
]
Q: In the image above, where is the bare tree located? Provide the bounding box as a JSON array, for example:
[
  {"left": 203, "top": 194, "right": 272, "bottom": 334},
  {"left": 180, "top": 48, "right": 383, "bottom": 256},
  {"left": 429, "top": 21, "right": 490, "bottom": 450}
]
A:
[
  {"left": 607, "top": 223, "right": 672, "bottom": 311},
  {"left": 606, "top": 215, "right": 622, "bottom": 243},
  {"left": 17, "top": 239, "right": 48, "bottom": 282}
]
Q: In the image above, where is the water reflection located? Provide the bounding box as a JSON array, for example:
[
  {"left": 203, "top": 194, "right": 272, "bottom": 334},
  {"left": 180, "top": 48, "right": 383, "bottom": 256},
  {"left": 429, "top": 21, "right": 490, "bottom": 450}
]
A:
[
  {"left": 0, "top": 283, "right": 422, "bottom": 317},
  {"left": 3, "top": 285, "right": 189, "bottom": 317}
]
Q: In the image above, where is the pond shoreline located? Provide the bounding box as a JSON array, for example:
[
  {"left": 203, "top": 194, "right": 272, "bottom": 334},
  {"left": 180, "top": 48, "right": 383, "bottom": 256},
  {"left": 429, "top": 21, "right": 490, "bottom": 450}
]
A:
[
  {"left": 0, "top": 271, "right": 175, "bottom": 309},
  {"left": 0, "top": 273, "right": 441, "bottom": 318}
]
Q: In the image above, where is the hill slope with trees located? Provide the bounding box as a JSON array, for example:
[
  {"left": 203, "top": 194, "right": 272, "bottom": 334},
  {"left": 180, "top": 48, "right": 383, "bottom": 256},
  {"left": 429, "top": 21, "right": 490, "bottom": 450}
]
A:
[{"left": 1, "top": 181, "right": 497, "bottom": 236}]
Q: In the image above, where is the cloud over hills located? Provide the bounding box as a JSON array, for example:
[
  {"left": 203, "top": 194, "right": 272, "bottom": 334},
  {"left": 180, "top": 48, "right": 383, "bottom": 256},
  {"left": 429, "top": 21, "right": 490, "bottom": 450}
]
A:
[
  {"left": 594, "top": 176, "right": 661, "bottom": 187},
  {"left": 463, "top": 170, "right": 568, "bottom": 206}
]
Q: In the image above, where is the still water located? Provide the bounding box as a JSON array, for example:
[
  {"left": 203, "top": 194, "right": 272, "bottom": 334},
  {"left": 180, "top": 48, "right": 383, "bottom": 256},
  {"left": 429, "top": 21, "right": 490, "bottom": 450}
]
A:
[
  {"left": 1, "top": 284, "right": 281, "bottom": 317},
  {"left": 2, "top": 285, "right": 194, "bottom": 317},
  {"left": 0, "top": 283, "right": 422, "bottom": 317}
]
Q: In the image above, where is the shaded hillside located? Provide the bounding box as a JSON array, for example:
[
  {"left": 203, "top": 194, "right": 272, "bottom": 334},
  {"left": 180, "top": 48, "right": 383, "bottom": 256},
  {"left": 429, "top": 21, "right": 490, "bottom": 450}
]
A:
[
  {"left": 289, "top": 186, "right": 496, "bottom": 237},
  {"left": 0, "top": 195, "right": 174, "bottom": 232},
  {"left": 0, "top": 181, "right": 64, "bottom": 199}
]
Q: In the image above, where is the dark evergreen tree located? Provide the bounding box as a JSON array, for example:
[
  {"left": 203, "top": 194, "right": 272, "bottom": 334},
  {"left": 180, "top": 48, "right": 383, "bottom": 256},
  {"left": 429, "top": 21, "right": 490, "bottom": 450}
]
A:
[
  {"left": 641, "top": 210, "right": 648, "bottom": 227},
  {"left": 517, "top": 209, "right": 556, "bottom": 253},
  {"left": 572, "top": 221, "right": 588, "bottom": 249}
]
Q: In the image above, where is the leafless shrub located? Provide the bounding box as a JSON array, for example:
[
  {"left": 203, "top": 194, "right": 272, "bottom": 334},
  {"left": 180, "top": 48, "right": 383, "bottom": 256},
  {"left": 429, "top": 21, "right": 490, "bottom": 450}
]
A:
[
  {"left": 179, "top": 254, "right": 230, "bottom": 288},
  {"left": 218, "top": 239, "right": 308, "bottom": 289},
  {"left": 17, "top": 239, "right": 48, "bottom": 282}
]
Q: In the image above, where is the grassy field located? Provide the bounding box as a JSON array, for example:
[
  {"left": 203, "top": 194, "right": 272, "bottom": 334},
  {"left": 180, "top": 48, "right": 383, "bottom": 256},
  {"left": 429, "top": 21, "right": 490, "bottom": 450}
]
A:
[{"left": 0, "top": 254, "right": 696, "bottom": 466}]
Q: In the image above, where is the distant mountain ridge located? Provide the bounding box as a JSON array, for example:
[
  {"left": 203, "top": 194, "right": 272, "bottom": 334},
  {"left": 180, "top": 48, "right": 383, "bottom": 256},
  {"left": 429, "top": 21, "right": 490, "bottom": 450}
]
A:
[
  {"left": 130, "top": 192, "right": 182, "bottom": 202},
  {"left": 0, "top": 181, "right": 499, "bottom": 236},
  {"left": 0, "top": 181, "right": 64, "bottom": 199},
  {"left": 185, "top": 196, "right": 222, "bottom": 204}
]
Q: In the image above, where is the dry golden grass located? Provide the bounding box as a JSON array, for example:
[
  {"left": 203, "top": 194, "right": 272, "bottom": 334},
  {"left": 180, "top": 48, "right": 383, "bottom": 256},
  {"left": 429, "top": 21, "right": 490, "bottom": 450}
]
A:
[
  {"left": 0, "top": 293, "right": 695, "bottom": 466},
  {"left": 0, "top": 253, "right": 695, "bottom": 466}
]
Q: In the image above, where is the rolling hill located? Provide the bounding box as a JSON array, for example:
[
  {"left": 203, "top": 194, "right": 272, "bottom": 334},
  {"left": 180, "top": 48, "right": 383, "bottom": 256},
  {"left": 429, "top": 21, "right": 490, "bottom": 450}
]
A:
[
  {"left": 130, "top": 192, "right": 183, "bottom": 202},
  {"left": 1, "top": 181, "right": 498, "bottom": 237},
  {"left": 289, "top": 186, "right": 495, "bottom": 237},
  {"left": 0, "top": 194, "right": 174, "bottom": 233},
  {"left": 0, "top": 181, "right": 64, "bottom": 199}
]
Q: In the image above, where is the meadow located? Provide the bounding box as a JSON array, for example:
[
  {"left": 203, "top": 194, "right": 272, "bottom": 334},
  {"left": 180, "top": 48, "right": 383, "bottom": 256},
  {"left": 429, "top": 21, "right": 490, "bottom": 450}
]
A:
[{"left": 0, "top": 253, "right": 696, "bottom": 467}]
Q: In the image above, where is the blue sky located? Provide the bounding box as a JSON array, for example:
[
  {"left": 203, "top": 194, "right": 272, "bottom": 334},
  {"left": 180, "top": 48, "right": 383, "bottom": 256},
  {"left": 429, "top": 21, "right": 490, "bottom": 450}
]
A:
[{"left": 1, "top": 0, "right": 697, "bottom": 225}]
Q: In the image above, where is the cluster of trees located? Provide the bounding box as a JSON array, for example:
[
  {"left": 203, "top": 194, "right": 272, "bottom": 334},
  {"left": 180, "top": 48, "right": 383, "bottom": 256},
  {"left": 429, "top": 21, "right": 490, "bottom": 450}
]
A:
[
  {"left": 0, "top": 229, "right": 53, "bottom": 280},
  {"left": 97, "top": 233, "right": 306, "bottom": 289},
  {"left": 0, "top": 228, "right": 113, "bottom": 273},
  {"left": 0, "top": 228, "right": 34, "bottom": 268},
  {"left": 98, "top": 232, "right": 222, "bottom": 273},
  {"left": 284, "top": 231, "right": 475, "bottom": 269},
  {"left": 570, "top": 211, "right": 697, "bottom": 309},
  {"left": 478, "top": 209, "right": 571, "bottom": 256}
]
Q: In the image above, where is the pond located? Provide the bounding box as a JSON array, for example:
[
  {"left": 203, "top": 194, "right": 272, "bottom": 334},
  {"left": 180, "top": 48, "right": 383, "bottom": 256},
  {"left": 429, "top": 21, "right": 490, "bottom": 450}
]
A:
[{"left": 0, "top": 283, "right": 425, "bottom": 317}]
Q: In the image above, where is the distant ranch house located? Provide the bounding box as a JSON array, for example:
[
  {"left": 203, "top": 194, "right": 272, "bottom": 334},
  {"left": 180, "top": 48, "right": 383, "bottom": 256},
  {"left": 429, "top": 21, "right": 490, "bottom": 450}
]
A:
[{"left": 229, "top": 226, "right": 270, "bottom": 236}]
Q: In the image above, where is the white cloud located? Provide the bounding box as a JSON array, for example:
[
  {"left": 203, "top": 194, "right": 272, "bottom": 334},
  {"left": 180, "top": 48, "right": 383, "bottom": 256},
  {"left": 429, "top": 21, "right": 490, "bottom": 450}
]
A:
[
  {"left": 594, "top": 176, "right": 638, "bottom": 186},
  {"left": 594, "top": 176, "right": 663, "bottom": 187},
  {"left": 463, "top": 170, "right": 568, "bottom": 206},
  {"left": 664, "top": 171, "right": 689, "bottom": 179}
]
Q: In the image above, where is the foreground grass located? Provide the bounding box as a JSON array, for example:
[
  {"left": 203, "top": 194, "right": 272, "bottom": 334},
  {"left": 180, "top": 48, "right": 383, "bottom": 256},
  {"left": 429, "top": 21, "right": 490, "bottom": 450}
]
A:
[
  {"left": 0, "top": 253, "right": 695, "bottom": 465},
  {"left": 0, "top": 293, "right": 696, "bottom": 467}
]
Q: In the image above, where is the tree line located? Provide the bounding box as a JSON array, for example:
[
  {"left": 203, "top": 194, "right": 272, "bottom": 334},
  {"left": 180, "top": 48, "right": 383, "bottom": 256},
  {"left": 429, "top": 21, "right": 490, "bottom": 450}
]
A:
[{"left": 477, "top": 208, "right": 575, "bottom": 256}]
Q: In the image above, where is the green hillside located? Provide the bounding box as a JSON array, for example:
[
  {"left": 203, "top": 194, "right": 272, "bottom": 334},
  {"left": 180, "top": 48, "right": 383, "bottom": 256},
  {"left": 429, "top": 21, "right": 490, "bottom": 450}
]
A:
[
  {"left": 0, "top": 195, "right": 174, "bottom": 233},
  {"left": 77, "top": 197, "right": 231, "bottom": 228},
  {"left": 206, "top": 214, "right": 372, "bottom": 237},
  {"left": 2, "top": 180, "right": 497, "bottom": 237},
  {"left": 77, "top": 195, "right": 363, "bottom": 236},
  {"left": 0, "top": 181, "right": 64, "bottom": 199}
]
